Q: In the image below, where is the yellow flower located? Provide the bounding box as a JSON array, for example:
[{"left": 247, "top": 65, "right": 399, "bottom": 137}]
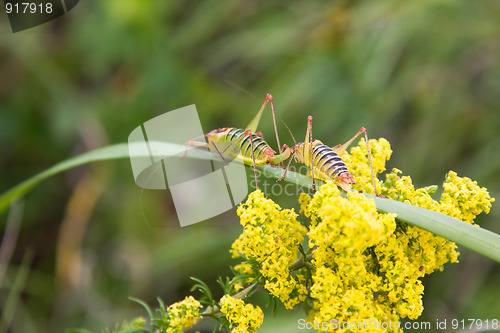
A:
[
  {"left": 344, "top": 139, "right": 493, "bottom": 273},
  {"left": 302, "top": 183, "right": 396, "bottom": 267},
  {"left": 219, "top": 295, "right": 264, "bottom": 333},
  {"left": 380, "top": 168, "right": 495, "bottom": 225},
  {"left": 233, "top": 262, "right": 256, "bottom": 291},
  {"left": 374, "top": 232, "right": 426, "bottom": 319},
  {"left": 298, "top": 165, "right": 492, "bottom": 326},
  {"left": 230, "top": 136, "right": 495, "bottom": 332},
  {"left": 309, "top": 266, "right": 401, "bottom": 333},
  {"left": 301, "top": 183, "right": 406, "bottom": 330},
  {"left": 231, "top": 190, "right": 308, "bottom": 309},
  {"left": 440, "top": 171, "right": 495, "bottom": 224},
  {"left": 344, "top": 138, "right": 392, "bottom": 195},
  {"left": 165, "top": 296, "right": 202, "bottom": 333},
  {"left": 344, "top": 139, "right": 495, "bottom": 227}
]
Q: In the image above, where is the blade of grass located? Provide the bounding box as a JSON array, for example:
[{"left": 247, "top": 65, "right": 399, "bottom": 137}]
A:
[
  {"left": 369, "top": 194, "right": 500, "bottom": 263},
  {"left": 0, "top": 143, "right": 129, "bottom": 215},
  {"left": 0, "top": 142, "right": 214, "bottom": 215},
  {"left": 1, "top": 142, "right": 499, "bottom": 262},
  {"left": 0, "top": 200, "right": 24, "bottom": 285},
  {"left": 0, "top": 250, "right": 33, "bottom": 333}
]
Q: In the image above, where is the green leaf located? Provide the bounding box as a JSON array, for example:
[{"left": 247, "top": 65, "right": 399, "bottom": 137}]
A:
[
  {"left": 0, "top": 142, "right": 212, "bottom": 215},
  {"left": 191, "top": 277, "right": 214, "bottom": 303},
  {"left": 2, "top": 251, "right": 33, "bottom": 332},
  {"left": 156, "top": 297, "right": 166, "bottom": 313},
  {"left": 1, "top": 142, "right": 500, "bottom": 263},
  {"left": 129, "top": 296, "right": 153, "bottom": 322},
  {"left": 370, "top": 194, "right": 500, "bottom": 263},
  {"left": 1, "top": 143, "right": 129, "bottom": 215}
]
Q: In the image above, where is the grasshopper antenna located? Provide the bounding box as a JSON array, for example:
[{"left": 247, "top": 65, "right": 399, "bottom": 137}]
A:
[
  {"left": 224, "top": 80, "right": 286, "bottom": 161},
  {"left": 279, "top": 115, "right": 296, "bottom": 146},
  {"left": 224, "top": 79, "right": 258, "bottom": 99}
]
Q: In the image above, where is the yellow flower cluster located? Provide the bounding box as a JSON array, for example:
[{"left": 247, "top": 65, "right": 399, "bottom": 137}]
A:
[
  {"left": 228, "top": 137, "right": 494, "bottom": 332},
  {"left": 232, "top": 262, "right": 257, "bottom": 291},
  {"left": 165, "top": 296, "right": 202, "bottom": 333},
  {"left": 303, "top": 138, "right": 493, "bottom": 324},
  {"left": 440, "top": 171, "right": 495, "bottom": 224},
  {"left": 301, "top": 183, "right": 405, "bottom": 331},
  {"left": 345, "top": 138, "right": 495, "bottom": 226},
  {"left": 343, "top": 138, "right": 392, "bottom": 195},
  {"left": 381, "top": 169, "right": 441, "bottom": 211},
  {"left": 231, "top": 190, "right": 308, "bottom": 309},
  {"left": 344, "top": 138, "right": 494, "bottom": 272},
  {"left": 310, "top": 266, "right": 400, "bottom": 333},
  {"left": 300, "top": 184, "right": 396, "bottom": 266},
  {"left": 219, "top": 295, "right": 264, "bottom": 333}
]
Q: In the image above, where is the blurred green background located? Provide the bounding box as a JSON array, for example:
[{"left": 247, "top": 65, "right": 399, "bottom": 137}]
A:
[{"left": 1, "top": 1, "right": 500, "bottom": 332}]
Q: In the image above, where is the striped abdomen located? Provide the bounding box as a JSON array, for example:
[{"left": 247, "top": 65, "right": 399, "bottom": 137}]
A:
[
  {"left": 208, "top": 127, "right": 275, "bottom": 165},
  {"left": 310, "top": 143, "right": 350, "bottom": 182}
]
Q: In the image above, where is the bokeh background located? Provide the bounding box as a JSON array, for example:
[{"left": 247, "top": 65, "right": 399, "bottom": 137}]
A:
[{"left": 1, "top": 1, "right": 500, "bottom": 332}]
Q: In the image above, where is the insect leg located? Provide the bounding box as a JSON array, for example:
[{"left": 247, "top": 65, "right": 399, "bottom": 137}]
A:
[
  {"left": 247, "top": 94, "right": 284, "bottom": 166},
  {"left": 306, "top": 116, "right": 316, "bottom": 192},
  {"left": 208, "top": 139, "right": 230, "bottom": 166},
  {"left": 243, "top": 129, "right": 259, "bottom": 190},
  {"left": 246, "top": 94, "right": 271, "bottom": 133},
  {"left": 182, "top": 140, "right": 209, "bottom": 158},
  {"left": 267, "top": 94, "right": 283, "bottom": 165},
  {"left": 362, "top": 129, "right": 379, "bottom": 197},
  {"left": 277, "top": 145, "right": 297, "bottom": 182},
  {"left": 331, "top": 127, "right": 365, "bottom": 155},
  {"left": 332, "top": 127, "right": 379, "bottom": 196}
]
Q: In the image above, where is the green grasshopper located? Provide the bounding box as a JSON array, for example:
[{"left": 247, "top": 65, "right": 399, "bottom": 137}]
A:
[
  {"left": 293, "top": 115, "right": 379, "bottom": 195},
  {"left": 186, "top": 94, "right": 295, "bottom": 189}
]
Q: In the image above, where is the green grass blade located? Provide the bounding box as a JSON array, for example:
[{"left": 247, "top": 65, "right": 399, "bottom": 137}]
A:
[
  {"left": 128, "top": 297, "right": 153, "bottom": 325},
  {"left": 1, "top": 143, "right": 499, "bottom": 262},
  {"left": 370, "top": 194, "right": 500, "bottom": 262},
  {"left": 0, "top": 143, "right": 129, "bottom": 215},
  {"left": 0, "top": 142, "right": 213, "bottom": 215},
  {"left": 0, "top": 251, "right": 33, "bottom": 333}
]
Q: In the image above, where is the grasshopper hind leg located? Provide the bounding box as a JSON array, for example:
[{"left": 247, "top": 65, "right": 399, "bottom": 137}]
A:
[
  {"left": 243, "top": 129, "right": 260, "bottom": 191},
  {"left": 333, "top": 127, "right": 380, "bottom": 197}
]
